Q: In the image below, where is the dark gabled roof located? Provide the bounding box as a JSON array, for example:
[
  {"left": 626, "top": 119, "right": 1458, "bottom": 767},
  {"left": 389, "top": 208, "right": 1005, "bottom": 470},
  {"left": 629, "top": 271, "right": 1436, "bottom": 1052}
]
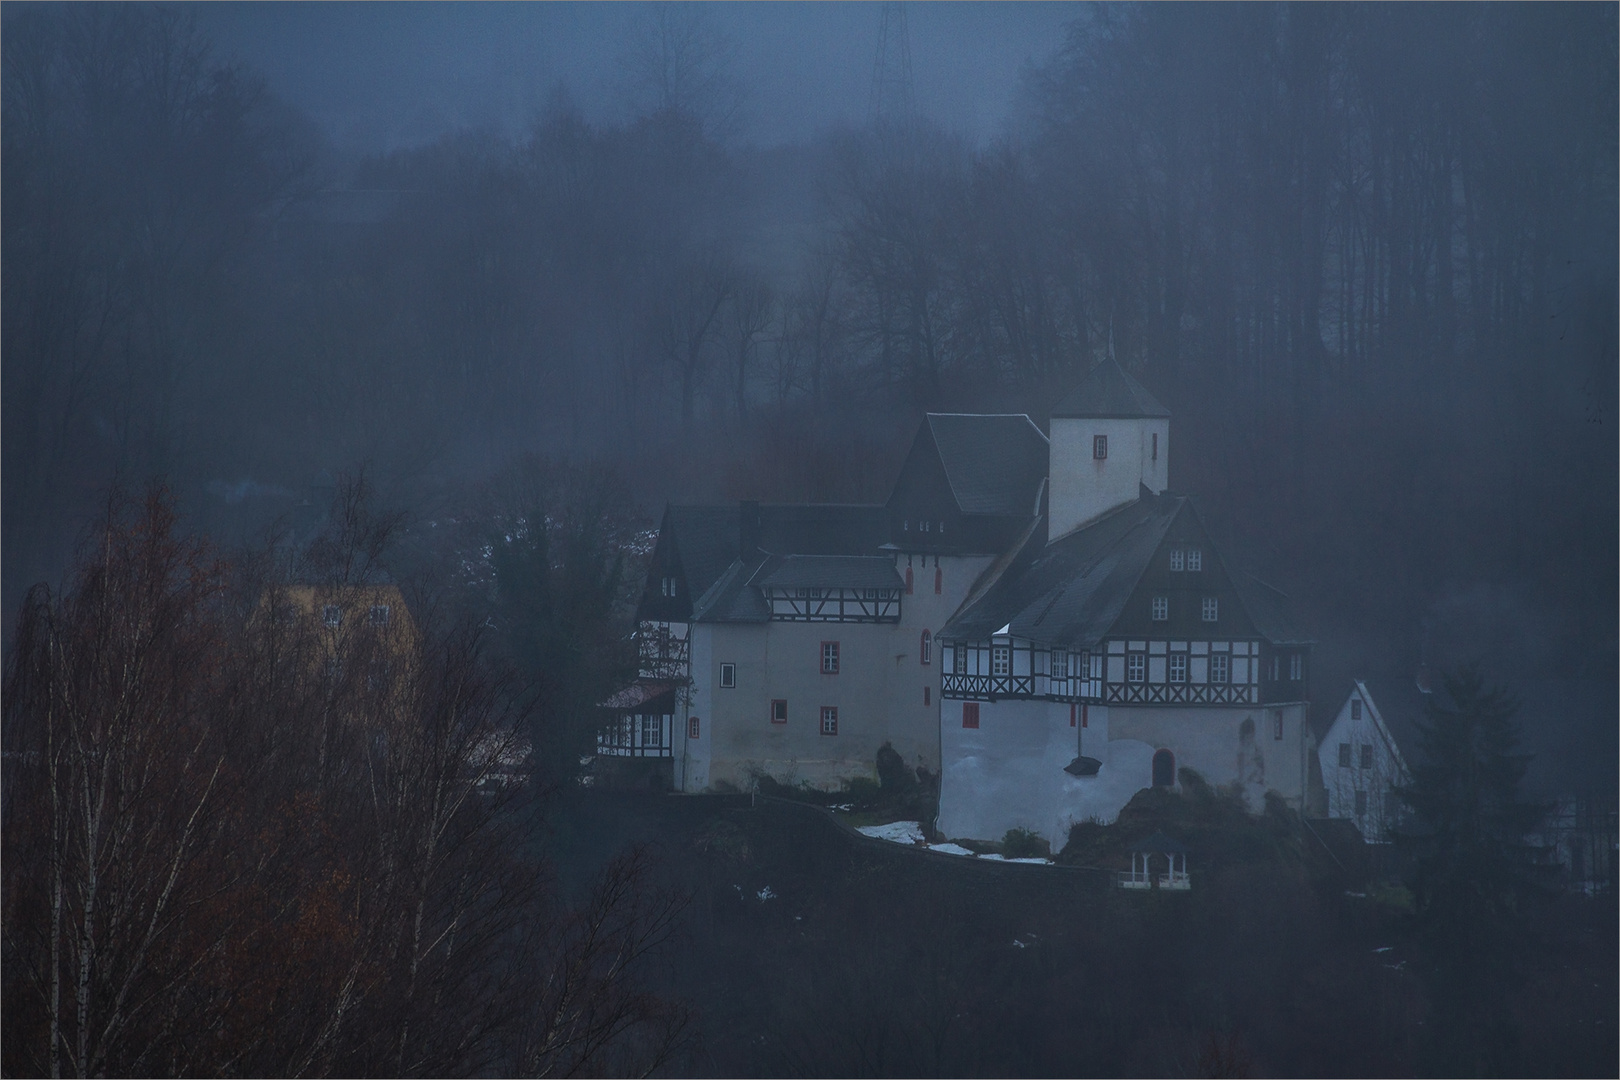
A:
[
  {"left": 1050, "top": 358, "right": 1171, "bottom": 419},
  {"left": 1231, "top": 571, "right": 1312, "bottom": 646},
  {"left": 756, "top": 503, "right": 889, "bottom": 554},
  {"left": 600, "top": 680, "right": 679, "bottom": 712},
  {"left": 941, "top": 495, "right": 1179, "bottom": 647},
  {"left": 671, "top": 502, "right": 892, "bottom": 624},
  {"left": 665, "top": 505, "right": 742, "bottom": 604},
  {"left": 926, "top": 413, "right": 1049, "bottom": 517},
  {"left": 1351, "top": 676, "right": 1433, "bottom": 759},
  {"left": 755, "top": 555, "right": 904, "bottom": 591}
]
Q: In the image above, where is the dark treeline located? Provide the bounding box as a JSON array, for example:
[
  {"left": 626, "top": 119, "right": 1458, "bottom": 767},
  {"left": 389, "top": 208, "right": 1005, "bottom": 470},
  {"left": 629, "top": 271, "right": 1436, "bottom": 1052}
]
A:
[{"left": 4, "top": 5, "right": 1615, "bottom": 688}]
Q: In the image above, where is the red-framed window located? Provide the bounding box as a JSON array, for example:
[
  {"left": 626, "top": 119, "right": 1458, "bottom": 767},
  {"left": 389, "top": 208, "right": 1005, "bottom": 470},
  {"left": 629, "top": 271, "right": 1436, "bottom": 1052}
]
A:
[
  {"left": 934, "top": 566, "right": 943, "bottom": 594},
  {"left": 820, "top": 706, "right": 838, "bottom": 735},
  {"left": 905, "top": 565, "right": 914, "bottom": 594},
  {"left": 920, "top": 630, "right": 932, "bottom": 665},
  {"left": 688, "top": 715, "right": 701, "bottom": 739},
  {"left": 820, "top": 640, "right": 840, "bottom": 674},
  {"left": 770, "top": 699, "right": 787, "bottom": 724},
  {"left": 1093, "top": 434, "right": 1108, "bottom": 460},
  {"left": 962, "top": 702, "right": 980, "bottom": 729}
]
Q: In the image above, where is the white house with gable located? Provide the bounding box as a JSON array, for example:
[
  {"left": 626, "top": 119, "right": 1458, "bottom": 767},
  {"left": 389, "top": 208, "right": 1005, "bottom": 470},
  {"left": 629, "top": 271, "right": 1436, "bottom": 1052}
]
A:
[{"left": 1317, "top": 678, "right": 1416, "bottom": 841}]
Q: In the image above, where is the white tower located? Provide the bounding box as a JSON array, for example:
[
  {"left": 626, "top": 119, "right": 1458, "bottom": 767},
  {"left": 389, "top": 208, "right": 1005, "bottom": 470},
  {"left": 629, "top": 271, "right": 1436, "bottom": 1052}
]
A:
[{"left": 1047, "top": 359, "right": 1170, "bottom": 540}]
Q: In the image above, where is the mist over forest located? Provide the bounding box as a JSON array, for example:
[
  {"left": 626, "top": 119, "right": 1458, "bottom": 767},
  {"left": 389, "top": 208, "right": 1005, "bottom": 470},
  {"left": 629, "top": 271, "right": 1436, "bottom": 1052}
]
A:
[{"left": 1, "top": 4, "right": 1615, "bottom": 1077}]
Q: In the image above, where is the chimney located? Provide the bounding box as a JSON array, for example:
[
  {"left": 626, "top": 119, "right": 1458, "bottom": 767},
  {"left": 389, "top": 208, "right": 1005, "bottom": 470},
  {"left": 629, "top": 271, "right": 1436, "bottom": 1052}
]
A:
[{"left": 739, "top": 500, "right": 761, "bottom": 559}]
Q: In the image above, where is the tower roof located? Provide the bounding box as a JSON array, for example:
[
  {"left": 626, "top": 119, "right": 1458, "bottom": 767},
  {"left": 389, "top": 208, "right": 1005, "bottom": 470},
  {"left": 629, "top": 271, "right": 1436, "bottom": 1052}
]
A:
[{"left": 1050, "top": 359, "right": 1170, "bottom": 420}]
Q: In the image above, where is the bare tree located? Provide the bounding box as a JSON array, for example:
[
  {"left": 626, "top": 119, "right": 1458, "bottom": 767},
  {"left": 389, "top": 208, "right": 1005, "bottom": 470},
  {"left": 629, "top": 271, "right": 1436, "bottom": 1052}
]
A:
[{"left": 728, "top": 270, "right": 774, "bottom": 426}]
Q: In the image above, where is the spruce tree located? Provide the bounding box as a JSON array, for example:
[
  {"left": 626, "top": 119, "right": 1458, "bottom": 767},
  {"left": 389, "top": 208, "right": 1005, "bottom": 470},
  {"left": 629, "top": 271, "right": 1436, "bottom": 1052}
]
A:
[{"left": 1397, "top": 663, "right": 1549, "bottom": 1075}]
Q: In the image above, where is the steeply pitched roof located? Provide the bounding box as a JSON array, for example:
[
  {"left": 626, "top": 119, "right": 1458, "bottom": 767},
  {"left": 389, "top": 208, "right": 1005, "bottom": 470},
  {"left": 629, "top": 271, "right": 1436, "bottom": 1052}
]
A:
[
  {"left": 1050, "top": 359, "right": 1171, "bottom": 419},
  {"left": 670, "top": 502, "right": 893, "bottom": 624},
  {"left": 755, "top": 555, "right": 904, "bottom": 591},
  {"left": 1231, "top": 571, "right": 1311, "bottom": 646},
  {"left": 665, "top": 505, "right": 741, "bottom": 603},
  {"left": 925, "top": 413, "right": 1049, "bottom": 517},
  {"left": 941, "top": 495, "right": 1180, "bottom": 647}
]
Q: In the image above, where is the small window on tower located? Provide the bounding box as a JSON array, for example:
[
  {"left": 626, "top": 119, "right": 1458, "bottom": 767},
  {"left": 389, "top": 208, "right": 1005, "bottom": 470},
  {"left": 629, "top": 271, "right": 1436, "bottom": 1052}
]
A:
[
  {"left": 1093, "top": 434, "right": 1108, "bottom": 460},
  {"left": 1151, "top": 596, "right": 1168, "bottom": 621},
  {"left": 719, "top": 663, "right": 736, "bottom": 688},
  {"left": 820, "top": 707, "right": 838, "bottom": 736},
  {"left": 923, "top": 685, "right": 931, "bottom": 707},
  {"left": 920, "top": 631, "right": 932, "bottom": 665}
]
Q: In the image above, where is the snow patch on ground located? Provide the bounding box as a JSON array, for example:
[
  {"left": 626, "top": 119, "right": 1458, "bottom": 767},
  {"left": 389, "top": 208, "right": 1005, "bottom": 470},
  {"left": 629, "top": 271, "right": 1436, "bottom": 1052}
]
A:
[
  {"left": 849, "top": 821, "right": 1055, "bottom": 863},
  {"left": 856, "top": 821, "right": 926, "bottom": 844}
]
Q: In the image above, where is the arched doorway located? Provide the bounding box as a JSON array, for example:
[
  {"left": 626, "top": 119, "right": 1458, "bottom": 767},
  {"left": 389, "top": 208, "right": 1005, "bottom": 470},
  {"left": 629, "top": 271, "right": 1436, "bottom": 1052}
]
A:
[{"left": 1152, "top": 749, "right": 1176, "bottom": 787}]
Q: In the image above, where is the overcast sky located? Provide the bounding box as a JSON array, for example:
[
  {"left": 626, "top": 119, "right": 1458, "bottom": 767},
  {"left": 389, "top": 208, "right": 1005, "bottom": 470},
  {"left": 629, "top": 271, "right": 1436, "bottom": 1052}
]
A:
[{"left": 192, "top": 2, "right": 1080, "bottom": 152}]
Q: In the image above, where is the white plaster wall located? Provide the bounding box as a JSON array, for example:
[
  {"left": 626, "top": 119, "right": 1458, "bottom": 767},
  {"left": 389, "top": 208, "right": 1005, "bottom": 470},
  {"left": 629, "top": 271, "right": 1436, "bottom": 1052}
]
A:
[
  {"left": 1318, "top": 692, "right": 1405, "bottom": 838},
  {"left": 937, "top": 698, "right": 1313, "bottom": 847},
  {"left": 1048, "top": 417, "right": 1170, "bottom": 540},
  {"left": 679, "top": 624, "right": 713, "bottom": 791}
]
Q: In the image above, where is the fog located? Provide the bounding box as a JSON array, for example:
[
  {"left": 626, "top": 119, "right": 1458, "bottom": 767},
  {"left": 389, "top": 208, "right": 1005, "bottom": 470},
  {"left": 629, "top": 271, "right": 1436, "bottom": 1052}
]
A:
[{"left": 2, "top": 3, "right": 1615, "bottom": 1076}]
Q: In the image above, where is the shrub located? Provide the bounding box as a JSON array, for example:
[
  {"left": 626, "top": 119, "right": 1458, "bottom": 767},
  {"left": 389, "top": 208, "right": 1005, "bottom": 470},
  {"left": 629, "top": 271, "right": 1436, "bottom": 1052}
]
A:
[
  {"left": 876, "top": 741, "right": 915, "bottom": 793},
  {"left": 1002, "top": 828, "right": 1051, "bottom": 859}
]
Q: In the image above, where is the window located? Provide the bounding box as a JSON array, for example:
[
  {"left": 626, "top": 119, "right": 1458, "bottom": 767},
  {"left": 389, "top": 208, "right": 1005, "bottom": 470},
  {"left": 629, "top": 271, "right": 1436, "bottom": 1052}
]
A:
[
  {"left": 923, "top": 686, "right": 931, "bottom": 706},
  {"left": 1361, "top": 744, "right": 1374, "bottom": 770},
  {"left": 1127, "top": 653, "right": 1145, "bottom": 682},
  {"left": 1170, "top": 549, "right": 1185, "bottom": 572},
  {"left": 921, "top": 520, "right": 930, "bottom": 533},
  {"left": 962, "top": 702, "right": 980, "bottom": 729},
  {"left": 820, "top": 707, "right": 838, "bottom": 736},
  {"left": 322, "top": 604, "right": 343, "bottom": 628},
  {"left": 661, "top": 576, "right": 678, "bottom": 597},
  {"left": 934, "top": 567, "right": 943, "bottom": 595},
  {"left": 1169, "top": 653, "right": 1187, "bottom": 683},
  {"left": 1051, "top": 648, "right": 1067, "bottom": 680},
  {"left": 1270, "top": 655, "right": 1280, "bottom": 680},
  {"left": 820, "top": 641, "right": 840, "bottom": 675},
  {"left": 689, "top": 715, "right": 701, "bottom": 739},
  {"left": 719, "top": 663, "right": 736, "bottom": 688},
  {"left": 1152, "top": 432, "right": 1158, "bottom": 462},
  {"left": 1338, "top": 742, "right": 1352, "bottom": 768},
  {"left": 770, "top": 699, "right": 788, "bottom": 724},
  {"left": 1273, "top": 711, "right": 1284, "bottom": 740},
  {"left": 640, "top": 714, "right": 662, "bottom": 746},
  {"left": 1151, "top": 596, "right": 1168, "bottom": 621},
  {"left": 369, "top": 604, "right": 391, "bottom": 627},
  {"left": 992, "top": 645, "right": 1010, "bottom": 676},
  {"left": 1093, "top": 434, "right": 1108, "bottom": 460},
  {"left": 1350, "top": 698, "right": 1362, "bottom": 720},
  {"left": 953, "top": 645, "right": 965, "bottom": 675},
  {"left": 1210, "top": 653, "right": 1230, "bottom": 684},
  {"left": 1354, "top": 789, "right": 1368, "bottom": 816},
  {"left": 920, "top": 631, "right": 932, "bottom": 665},
  {"left": 1289, "top": 653, "right": 1304, "bottom": 681},
  {"left": 1187, "top": 549, "right": 1203, "bottom": 572},
  {"left": 1201, "top": 597, "right": 1219, "bottom": 622},
  {"left": 905, "top": 566, "right": 914, "bottom": 594}
]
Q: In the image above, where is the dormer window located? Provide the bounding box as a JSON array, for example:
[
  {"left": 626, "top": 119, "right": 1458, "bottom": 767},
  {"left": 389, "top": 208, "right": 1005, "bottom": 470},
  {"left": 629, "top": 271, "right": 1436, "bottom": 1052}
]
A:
[{"left": 1093, "top": 434, "right": 1108, "bottom": 460}]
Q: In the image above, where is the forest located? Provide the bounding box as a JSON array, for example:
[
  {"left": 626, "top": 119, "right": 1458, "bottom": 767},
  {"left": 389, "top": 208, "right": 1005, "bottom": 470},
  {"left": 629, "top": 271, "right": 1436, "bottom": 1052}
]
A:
[{"left": 2, "top": 3, "right": 1615, "bottom": 1077}]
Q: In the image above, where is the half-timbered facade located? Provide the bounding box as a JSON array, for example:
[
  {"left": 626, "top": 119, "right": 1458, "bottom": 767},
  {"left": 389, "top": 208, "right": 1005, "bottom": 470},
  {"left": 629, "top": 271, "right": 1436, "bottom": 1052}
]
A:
[
  {"left": 935, "top": 361, "right": 1316, "bottom": 846},
  {"left": 604, "top": 359, "right": 1314, "bottom": 831}
]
